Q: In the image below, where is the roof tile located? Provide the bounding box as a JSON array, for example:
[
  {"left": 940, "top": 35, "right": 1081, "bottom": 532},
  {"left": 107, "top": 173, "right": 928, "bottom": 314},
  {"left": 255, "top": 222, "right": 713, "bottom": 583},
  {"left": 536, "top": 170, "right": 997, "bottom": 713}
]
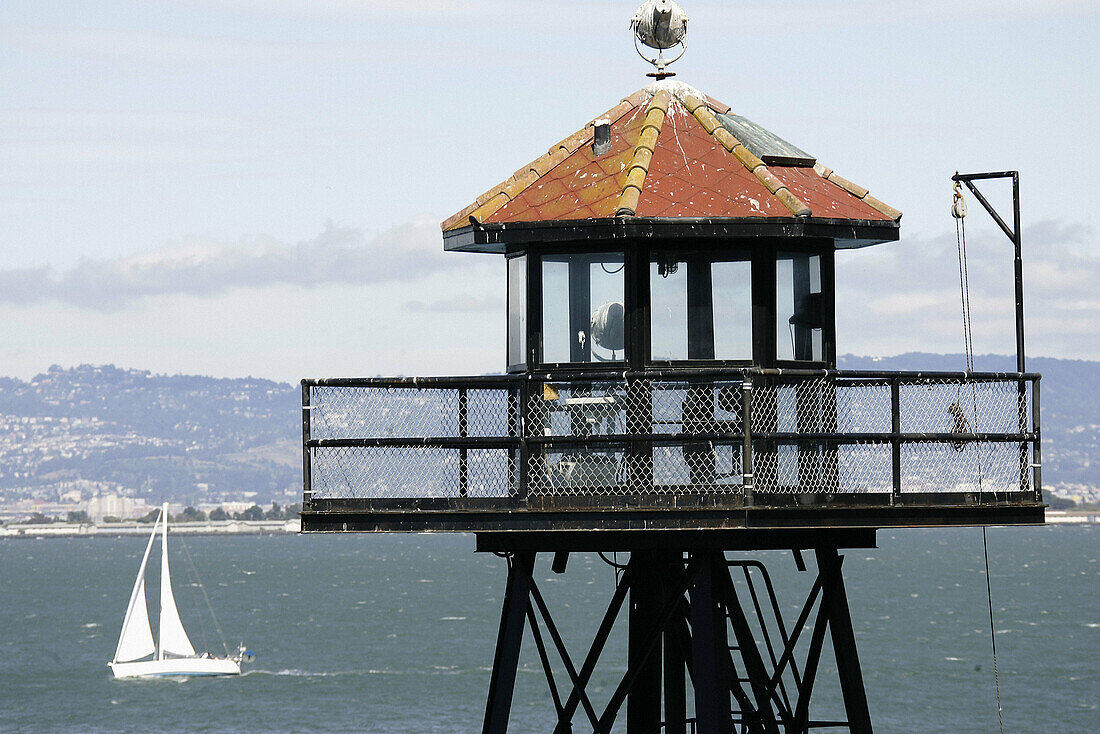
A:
[
  {"left": 537, "top": 194, "right": 589, "bottom": 221},
  {"left": 822, "top": 171, "right": 869, "bottom": 199},
  {"left": 485, "top": 103, "right": 646, "bottom": 224},
  {"left": 862, "top": 194, "right": 902, "bottom": 221},
  {"left": 467, "top": 192, "right": 509, "bottom": 225},
  {"left": 621, "top": 88, "right": 651, "bottom": 107},
  {"left": 504, "top": 168, "right": 542, "bottom": 197},
  {"left": 679, "top": 93, "right": 704, "bottom": 114},
  {"left": 704, "top": 94, "right": 732, "bottom": 114},
  {"left": 636, "top": 102, "right": 787, "bottom": 218},
  {"left": 616, "top": 90, "right": 670, "bottom": 216},
  {"left": 441, "top": 94, "right": 643, "bottom": 231},
  {"left": 443, "top": 84, "right": 900, "bottom": 230},
  {"left": 773, "top": 188, "right": 812, "bottom": 218},
  {"left": 576, "top": 175, "right": 624, "bottom": 206},
  {"left": 771, "top": 165, "right": 886, "bottom": 221},
  {"left": 753, "top": 166, "right": 785, "bottom": 195}
]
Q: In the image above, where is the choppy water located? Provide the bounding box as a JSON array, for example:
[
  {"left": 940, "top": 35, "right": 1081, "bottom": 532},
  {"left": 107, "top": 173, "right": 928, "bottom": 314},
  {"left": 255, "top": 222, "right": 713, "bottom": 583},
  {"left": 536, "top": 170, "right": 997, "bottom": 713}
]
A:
[{"left": 0, "top": 526, "right": 1095, "bottom": 732}]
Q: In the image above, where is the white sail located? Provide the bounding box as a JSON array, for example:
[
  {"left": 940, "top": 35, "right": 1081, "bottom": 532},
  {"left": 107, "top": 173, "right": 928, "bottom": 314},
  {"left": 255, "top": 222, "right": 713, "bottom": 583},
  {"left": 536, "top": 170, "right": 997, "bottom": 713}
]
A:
[
  {"left": 158, "top": 506, "right": 195, "bottom": 658},
  {"left": 112, "top": 514, "right": 159, "bottom": 663}
]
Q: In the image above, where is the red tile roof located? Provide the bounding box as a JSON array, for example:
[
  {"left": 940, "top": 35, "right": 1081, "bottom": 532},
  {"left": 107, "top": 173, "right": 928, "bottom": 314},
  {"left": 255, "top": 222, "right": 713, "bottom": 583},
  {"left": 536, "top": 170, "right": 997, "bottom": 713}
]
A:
[{"left": 441, "top": 81, "right": 900, "bottom": 233}]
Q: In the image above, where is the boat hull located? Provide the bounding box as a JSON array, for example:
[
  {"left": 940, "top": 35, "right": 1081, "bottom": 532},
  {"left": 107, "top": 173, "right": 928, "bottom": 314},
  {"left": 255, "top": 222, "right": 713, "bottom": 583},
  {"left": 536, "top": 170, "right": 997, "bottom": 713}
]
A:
[{"left": 109, "top": 656, "right": 241, "bottom": 678}]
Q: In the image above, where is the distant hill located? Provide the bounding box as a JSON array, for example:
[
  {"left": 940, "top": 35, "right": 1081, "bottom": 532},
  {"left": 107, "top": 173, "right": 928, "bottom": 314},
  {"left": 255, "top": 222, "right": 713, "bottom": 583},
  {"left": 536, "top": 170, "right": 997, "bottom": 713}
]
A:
[
  {"left": 0, "top": 365, "right": 299, "bottom": 506},
  {"left": 0, "top": 357, "right": 1096, "bottom": 507}
]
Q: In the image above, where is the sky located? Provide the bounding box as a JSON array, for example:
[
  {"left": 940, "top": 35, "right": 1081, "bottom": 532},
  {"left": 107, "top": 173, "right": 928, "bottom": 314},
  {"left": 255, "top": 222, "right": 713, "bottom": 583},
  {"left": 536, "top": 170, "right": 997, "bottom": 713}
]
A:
[{"left": 1, "top": 0, "right": 1097, "bottom": 382}]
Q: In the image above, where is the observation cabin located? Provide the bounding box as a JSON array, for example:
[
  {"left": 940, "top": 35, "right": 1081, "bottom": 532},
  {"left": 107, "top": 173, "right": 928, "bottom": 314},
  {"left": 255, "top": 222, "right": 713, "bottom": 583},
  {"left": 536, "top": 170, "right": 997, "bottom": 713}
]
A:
[
  {"left": 299, "top": 5, "right": 1044, "bottom": 731},
  {"left": 300, "top": 79, "right": 1043, "bottom": 541}
]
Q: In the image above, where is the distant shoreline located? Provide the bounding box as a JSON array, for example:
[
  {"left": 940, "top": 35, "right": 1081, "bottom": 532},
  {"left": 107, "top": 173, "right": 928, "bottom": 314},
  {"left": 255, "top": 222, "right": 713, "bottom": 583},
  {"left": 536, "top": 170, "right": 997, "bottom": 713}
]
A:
[
  {"left": 2, "top": 513, "right": 1096, "bottom": 538},
  {"left": 1044, "top": 510, "right": 1100, "bottom": 525},
  {"left": 0, "top": 518, "right": 300, "bottom": 538}
]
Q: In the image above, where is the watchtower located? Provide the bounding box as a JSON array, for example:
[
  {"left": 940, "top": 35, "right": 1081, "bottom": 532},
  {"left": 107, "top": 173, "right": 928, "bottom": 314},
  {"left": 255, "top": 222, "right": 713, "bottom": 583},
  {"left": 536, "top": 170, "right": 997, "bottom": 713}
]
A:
[{"left": 300, "top": 4, "right": 1043, "bottom": 731}]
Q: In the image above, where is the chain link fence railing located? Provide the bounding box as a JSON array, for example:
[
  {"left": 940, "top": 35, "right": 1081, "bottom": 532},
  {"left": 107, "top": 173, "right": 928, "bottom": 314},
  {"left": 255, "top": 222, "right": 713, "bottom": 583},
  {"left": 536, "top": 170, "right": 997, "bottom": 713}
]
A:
[
  {"left": 305, "top": 378, "right": 520, "bottom": 500},
  {"left": 310, "top": 383, "right": 517, "bottom": 440},
  {"left": 304, "top": 372, "right": 1039, "bottom": 503}
]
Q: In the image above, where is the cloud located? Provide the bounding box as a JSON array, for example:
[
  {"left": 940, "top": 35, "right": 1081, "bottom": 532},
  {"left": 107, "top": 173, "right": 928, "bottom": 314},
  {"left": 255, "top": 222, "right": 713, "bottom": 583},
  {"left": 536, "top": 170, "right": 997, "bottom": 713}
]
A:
[
  {"left": 405, "top": 294, "right": 503, "bottom": 313},
  {"left": 187, "top": 0, "right": 1096, "bottom": 23},
  {"left": 837, "top": 219, "right": 1100, "bottom": 359},
  {"left": 4, "top": 215, "right": 1096, "bottom": 359},
  {"left": 0, "top": 218, "right": 480, "bottom": 311}
]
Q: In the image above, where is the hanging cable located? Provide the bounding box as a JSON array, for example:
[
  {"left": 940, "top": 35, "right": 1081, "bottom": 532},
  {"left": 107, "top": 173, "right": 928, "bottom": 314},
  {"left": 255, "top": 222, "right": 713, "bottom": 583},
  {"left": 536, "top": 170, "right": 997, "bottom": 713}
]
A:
[
  {"left": 954, "top": 178, "right": 1004, "bottom": 733},
  {"left": 983, "top": 526, "right": 1005, "bottom": 733},
  {"left": 178, "top": 534, "right": 232, "bottom": 657},
  {"left": 180, "top": 537, "right": 211, "bottom": 655},
  {"left": 953, "top": 181, "right": 975, "bottom": 373},
  {"left": 953, "top": 180, "right": 986, "bottom": 488}
]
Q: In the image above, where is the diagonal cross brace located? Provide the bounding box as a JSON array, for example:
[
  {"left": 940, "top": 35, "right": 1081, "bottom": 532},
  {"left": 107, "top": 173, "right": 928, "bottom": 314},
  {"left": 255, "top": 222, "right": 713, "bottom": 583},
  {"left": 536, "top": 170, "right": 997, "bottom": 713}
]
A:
[
  {"left": 960, "top": 179, "right": 1015, "bottom": 241},
  {"left": 528, "top": 575, "right": 606, "bottom": 731},
  {"left": 951, "top": 170, "right": 1025, "bottom": 373},
  {"left": 545, "top": 566, "right": 634, "bottom": 733}
]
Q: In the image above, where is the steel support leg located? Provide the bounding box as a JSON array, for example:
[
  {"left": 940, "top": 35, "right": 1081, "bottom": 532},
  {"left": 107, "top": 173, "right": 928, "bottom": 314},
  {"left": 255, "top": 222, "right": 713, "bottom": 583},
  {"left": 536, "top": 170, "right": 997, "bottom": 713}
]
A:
[
  {"left": 479, "top": 547, "right": 873, "bottom": 734},
  {"left": 664, "top": 601, "right": 688, "bottom": 734},
  {"left": 483, "top": 551, "right": 535, "bottom": 734},
  {"left": 815, "top": 548, "right": 872, "bottom": 734},
  {"left": 690, "top": 551, "right": 732, "bottom": 734},
  {"left": 628, "top": 551, "right": 665, "bottom": 732}
]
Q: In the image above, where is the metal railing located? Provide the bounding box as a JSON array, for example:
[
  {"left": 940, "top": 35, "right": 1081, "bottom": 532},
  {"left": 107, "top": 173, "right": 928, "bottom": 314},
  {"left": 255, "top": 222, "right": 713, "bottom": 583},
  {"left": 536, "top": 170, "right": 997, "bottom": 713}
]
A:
[{"left": 302, "top": 369, "right": 1040, "bottom": 507}]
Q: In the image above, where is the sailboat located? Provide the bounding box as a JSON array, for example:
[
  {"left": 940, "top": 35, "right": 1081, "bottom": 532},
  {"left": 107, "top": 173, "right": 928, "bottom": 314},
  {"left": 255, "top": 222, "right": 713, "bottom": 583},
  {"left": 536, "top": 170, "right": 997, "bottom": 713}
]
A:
[{"left": 109, "top": 504, "right": 248, "bottom": 678}]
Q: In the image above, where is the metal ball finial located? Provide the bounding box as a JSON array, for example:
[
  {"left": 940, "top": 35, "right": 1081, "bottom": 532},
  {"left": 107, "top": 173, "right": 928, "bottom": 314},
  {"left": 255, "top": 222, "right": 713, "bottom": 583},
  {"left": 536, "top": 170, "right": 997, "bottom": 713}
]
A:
[{"left": 630, "top": 0, "right": 689, "bottom": 79}]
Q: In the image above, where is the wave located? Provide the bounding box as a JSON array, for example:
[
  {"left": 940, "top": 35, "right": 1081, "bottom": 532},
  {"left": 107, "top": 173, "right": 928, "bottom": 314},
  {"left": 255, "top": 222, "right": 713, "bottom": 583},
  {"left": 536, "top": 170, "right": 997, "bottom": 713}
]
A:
[
  {"left": 242, "top": 666, "right": 478, "bottom": 678},
  {"left": 243, "top": 669, "right": 369, "bottom": 678}
]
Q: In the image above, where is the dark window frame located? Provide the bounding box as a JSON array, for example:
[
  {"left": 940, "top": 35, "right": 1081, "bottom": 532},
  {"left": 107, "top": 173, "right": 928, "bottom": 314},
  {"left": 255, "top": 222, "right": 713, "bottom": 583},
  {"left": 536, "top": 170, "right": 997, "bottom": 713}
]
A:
[{"left": 518, "top": 239, "right": 837, "bottom": 373}]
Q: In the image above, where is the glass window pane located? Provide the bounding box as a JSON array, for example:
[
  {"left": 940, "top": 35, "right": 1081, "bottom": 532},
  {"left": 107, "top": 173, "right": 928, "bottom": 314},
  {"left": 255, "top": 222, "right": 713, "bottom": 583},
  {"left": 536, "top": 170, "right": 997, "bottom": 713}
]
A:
[
  {"left": 650, "top": 259, "right": 687, "bottom": 360},
  {"left": 541, "top": 253, "right": 624, "bottom": 364},
  {"left": 650, "top": 253, "right": 751, "bottom": 362},
  {"left": 712, "top": 261, "right": 752, "bottom": 360},
  {"left": 507, "top": 255, "right": 526, "bottom": 368},
  {"left": 589, "top": 259, "right": 626, "bottom": 361},
  {"left": 541, "top": 260, "right": 570, "bottom": 363},
  {"left": 777, "top": 253, "right": 823, "bottom": 362}
]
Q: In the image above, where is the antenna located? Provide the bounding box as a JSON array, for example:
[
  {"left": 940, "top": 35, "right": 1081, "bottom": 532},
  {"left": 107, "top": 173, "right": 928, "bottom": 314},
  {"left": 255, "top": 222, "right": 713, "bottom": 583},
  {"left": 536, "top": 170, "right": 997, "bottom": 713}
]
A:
[{"left": 630, "top": 0, "right": 689, "bottom": 80}]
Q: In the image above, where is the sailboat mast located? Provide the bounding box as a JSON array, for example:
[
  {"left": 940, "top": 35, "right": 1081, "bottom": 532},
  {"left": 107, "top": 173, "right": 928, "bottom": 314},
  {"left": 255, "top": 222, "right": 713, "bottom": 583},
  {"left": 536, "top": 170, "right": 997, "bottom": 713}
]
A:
[
  {"left": 159, "top": 502, "right": 168, "bottom": 660},
  {"left": 157, "top": 502, "right": 197, "bottom": 659}
]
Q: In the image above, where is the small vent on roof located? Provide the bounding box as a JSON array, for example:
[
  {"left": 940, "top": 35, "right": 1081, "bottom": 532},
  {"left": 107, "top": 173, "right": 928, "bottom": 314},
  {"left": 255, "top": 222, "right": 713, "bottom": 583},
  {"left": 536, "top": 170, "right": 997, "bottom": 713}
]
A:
[{"left": 592, "top": 119, "right": 611, "bottom": 156}]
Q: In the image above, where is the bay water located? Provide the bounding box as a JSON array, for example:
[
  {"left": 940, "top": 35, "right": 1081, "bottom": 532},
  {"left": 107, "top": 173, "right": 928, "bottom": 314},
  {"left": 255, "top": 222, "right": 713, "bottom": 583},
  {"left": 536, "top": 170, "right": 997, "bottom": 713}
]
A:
[{"left": 1, "top": 526, "right": 1095, "bottom": 732}]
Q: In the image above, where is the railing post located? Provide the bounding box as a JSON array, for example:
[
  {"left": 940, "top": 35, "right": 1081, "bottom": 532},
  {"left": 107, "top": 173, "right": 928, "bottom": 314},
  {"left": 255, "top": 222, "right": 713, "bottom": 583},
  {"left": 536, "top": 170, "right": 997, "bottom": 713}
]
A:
[
  {"left": 458, "top": 387, "right": 469, "bottom": 498},
  {"left": 518, "top": 380, "right": 530, "bottom": 501},
  {"left": 508, "top": 383, "right": 520, "bottom": 499},
  {"left": 1031, "top": 376, "right": 1043, "bottom": 502},
  {"left": 626, "top": 376, "right": 655, "bottom": 493},
  {"left": 741, "top": 376, "right": 754, "bottom": 506},
  {"left": 890, "top": 378, "right": 901, "bottom": 503},
  {"left": 301, "top": 381, "right": 313, "bottom": 506},
  {"left": 1017, "top": 375, "right": 1029, "bottom": 500}
]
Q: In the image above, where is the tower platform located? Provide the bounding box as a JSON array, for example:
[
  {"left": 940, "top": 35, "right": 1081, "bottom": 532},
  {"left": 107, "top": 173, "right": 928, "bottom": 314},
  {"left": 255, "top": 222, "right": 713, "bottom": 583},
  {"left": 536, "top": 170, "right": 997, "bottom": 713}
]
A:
[{"left": 300, "top": 368, "right": 1043, "bottom": 535}]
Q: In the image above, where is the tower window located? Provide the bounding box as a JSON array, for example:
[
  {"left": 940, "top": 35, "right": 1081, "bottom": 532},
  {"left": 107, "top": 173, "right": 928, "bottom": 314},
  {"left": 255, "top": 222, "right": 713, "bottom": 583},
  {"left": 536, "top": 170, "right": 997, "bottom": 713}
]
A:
[
  {"left": 541, "top": 252, "right": 625, "bottom": 364},
  {"left": 777, "top": 253, "right": 823, "bottom": 362},
  {"left": 650, "top": 251, "right": 751, "bottom": 362}
]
